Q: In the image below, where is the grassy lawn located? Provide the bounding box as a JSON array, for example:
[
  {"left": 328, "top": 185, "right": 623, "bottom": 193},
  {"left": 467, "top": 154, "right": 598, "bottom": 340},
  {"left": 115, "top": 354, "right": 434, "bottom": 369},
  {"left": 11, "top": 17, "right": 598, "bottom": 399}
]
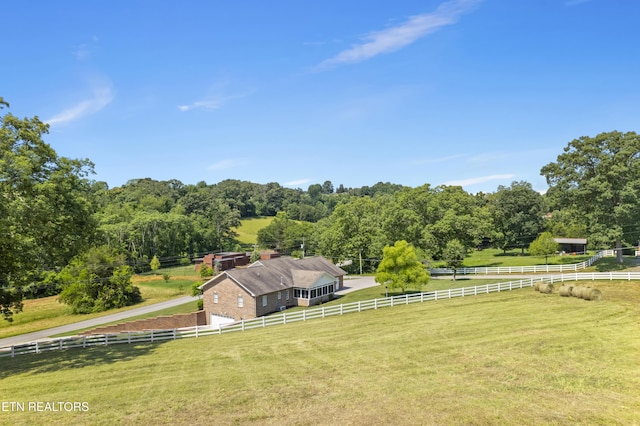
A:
[
  {"left": 1, "top": 281, "right": 639, "bottom": 425},
  {"left": 431, "top": 248, "right": 595, "bottom": 268},
  {"left": 233, "top": 216, "right": 274, "bottom": 245},
  {"left": 0, "top": 279, "right": 199, "bottom": 339}
]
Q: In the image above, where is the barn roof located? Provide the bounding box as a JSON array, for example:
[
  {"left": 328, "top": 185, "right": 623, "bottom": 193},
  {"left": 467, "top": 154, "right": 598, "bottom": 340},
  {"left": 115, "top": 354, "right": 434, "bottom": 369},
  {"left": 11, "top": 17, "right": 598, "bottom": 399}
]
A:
[{"left": 554, "top": 238, "right": 587, "bottom": 245}]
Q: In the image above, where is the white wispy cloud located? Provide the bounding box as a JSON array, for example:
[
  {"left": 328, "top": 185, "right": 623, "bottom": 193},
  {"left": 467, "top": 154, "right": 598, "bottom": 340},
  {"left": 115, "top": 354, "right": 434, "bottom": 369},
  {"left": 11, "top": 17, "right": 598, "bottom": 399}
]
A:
[
  {"left": 46, "top": 85, "right": 113, "bottom": 126},
  {"left": 314, "top": 0, "right": 482, "bottom": 71},
  {"left": 442, "top": 174, "right": 515, "bottom": 187},
  {"left": 208, "top": 159, "right": 247, "bottom": 171},
  {"left": 284, "top": 178, "right": 313, "bottom": 187},
  {"left": 178, "top": 98, "right": 222, "bottom": 112},
  {"left": 178, "top": 90, "right": 254, "bottom": 112},
  {"left": 75, "top": 36, "right": 99, "bottom": 61}
]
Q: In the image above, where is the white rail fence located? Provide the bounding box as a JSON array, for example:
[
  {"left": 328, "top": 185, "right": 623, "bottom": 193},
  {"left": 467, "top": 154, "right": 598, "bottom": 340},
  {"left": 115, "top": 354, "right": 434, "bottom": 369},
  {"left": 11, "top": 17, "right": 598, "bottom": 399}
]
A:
[
  {"left": 3, "top": 270, "right": 639, "bottom": 358},
  {"left": 430, "top": 250, "right": 616, "bottom": 275}
]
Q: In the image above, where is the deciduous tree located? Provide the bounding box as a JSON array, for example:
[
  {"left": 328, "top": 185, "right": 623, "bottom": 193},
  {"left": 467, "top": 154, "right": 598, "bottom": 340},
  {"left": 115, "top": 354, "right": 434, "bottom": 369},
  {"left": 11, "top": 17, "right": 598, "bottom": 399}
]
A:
[
  {"left": 1, "top": 99, "right": 96, "bottom": 320},
  {"left": 489, "top": 181, "right": 545, "bottom": 254},
  {"left": 541, "top": 131, "right": 640, "bottom": 263},
  {"left": 443, "top": 239, "right": 466, "bottom": 280},
  {"left": 57, "top": 246, "right": 141, "bottom": 314},
  {"left": 375, "top": 240, "right": 430, "bottom": 293},
  {"left": 529, "top": 232, "right": 558, "bottom": 264}
]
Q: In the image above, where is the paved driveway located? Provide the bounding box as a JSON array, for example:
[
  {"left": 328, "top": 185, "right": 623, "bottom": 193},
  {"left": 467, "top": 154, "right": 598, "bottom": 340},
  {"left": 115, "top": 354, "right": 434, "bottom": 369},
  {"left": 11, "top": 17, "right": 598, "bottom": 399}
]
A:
[
  {"left": 0, "top": 295, "right": 199, "bottom": 347},
  {"left": 336, "top": 276, "right": 378, "bottom": 295}
]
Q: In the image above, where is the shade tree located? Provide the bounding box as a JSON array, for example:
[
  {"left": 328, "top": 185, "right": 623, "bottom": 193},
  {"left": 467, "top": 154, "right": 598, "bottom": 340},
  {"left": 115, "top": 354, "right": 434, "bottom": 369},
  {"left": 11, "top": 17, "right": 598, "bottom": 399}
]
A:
[{"left": 541, "top": 131, "right": 640, "bottom": 262}]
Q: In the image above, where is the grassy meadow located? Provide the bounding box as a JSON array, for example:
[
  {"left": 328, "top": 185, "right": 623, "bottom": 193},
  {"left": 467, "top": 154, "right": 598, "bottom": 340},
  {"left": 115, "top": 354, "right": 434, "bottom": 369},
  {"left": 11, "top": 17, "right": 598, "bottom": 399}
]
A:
[
  {"left": 1, "top": 281, "right": 639, "bottom": 425},
  {"left": 233, "top": 216, "right": 274, "bottom": 245}
]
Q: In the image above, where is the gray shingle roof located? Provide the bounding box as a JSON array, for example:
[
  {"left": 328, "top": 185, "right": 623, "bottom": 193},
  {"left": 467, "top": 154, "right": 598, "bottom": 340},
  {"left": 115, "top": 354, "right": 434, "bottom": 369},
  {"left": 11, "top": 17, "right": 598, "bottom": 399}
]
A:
[
  {"left": 202, "top": 256, "right": 345, "bottom": 297},
  {"left": 554, "top": 238, "right": 587, "bottom": 245}
]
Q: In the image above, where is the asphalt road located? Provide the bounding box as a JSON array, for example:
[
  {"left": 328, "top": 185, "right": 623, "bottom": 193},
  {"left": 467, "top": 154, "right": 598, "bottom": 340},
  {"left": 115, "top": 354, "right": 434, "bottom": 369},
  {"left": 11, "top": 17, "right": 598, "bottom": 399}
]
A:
[{"left": 0, "top": 295, "right": 199, "bottom": 348}]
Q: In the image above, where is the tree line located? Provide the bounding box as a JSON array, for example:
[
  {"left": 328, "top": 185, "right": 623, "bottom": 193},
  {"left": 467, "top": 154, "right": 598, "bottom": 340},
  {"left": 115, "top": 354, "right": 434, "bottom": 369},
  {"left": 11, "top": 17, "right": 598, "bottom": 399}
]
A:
[{"left": 2, "top": 96, "right": 639, "bottom": 320}]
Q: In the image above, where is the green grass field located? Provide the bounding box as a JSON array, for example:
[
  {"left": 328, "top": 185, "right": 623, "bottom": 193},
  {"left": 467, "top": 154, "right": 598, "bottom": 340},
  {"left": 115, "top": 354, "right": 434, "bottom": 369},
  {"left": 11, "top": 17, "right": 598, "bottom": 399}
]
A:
[
  {"left": 233, "top": 216, "right": 274, "bottom": 245},
  {"left": 432, "top": 248, "right": 594, "bottom": 268},
  {"left": 1, "top": 281, "right": 639, "bottom": 425}
]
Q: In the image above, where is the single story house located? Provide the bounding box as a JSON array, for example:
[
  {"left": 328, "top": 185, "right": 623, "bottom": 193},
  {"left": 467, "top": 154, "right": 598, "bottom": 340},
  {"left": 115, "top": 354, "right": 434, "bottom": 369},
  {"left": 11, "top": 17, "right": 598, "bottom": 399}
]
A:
[
  {"left": 554, "top": 238, "right": 588, "bottom": 254},
  {"left": 200, "top": 256, "right": 346, "bottom": 325}
]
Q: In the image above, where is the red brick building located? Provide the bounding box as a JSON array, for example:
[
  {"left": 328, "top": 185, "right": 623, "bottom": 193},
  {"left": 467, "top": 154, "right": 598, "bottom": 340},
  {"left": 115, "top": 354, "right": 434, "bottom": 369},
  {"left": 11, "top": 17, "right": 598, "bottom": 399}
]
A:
[
  {"left": 194, "top": 252, "right": 250, "bottom": 272},
  {"left": 200, "top": 256, "right": 345, "bottom": 326}
]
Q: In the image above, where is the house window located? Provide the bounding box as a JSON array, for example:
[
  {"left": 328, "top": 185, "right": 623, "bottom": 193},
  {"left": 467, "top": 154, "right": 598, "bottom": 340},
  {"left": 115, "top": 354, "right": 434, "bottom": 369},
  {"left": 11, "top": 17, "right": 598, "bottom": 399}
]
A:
[
  {"left": 213, "top": 292, "right": 218, "bottom": 304},
  {"left": 278, "top": 291, "right": 281, "bottom": 300},
  {"left": 262, "top": 295, "right": 268, "bottom": 307},
  {"left": 286, "top": 290, "right": 289, "bottom": 300},
  {"left": 238, "top": 295, "right": 243, "bottom": 308}
]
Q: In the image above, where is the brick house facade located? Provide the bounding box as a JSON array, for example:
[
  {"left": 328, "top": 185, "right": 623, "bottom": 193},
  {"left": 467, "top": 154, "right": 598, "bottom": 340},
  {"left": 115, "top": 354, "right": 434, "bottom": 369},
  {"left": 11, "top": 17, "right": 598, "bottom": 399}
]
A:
[{"left": 201, "top": 256, "right": 345, "bottom": 325}]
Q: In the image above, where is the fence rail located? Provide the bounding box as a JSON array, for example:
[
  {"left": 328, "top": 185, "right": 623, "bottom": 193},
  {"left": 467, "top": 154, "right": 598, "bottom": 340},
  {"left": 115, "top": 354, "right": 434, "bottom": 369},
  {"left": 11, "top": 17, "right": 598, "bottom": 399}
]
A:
[
  {"left": 3, "top": 269, "right": 639, "bottom": 358},
  {"left": 430, "top": 250, "right": 616, "bottom": 275}
]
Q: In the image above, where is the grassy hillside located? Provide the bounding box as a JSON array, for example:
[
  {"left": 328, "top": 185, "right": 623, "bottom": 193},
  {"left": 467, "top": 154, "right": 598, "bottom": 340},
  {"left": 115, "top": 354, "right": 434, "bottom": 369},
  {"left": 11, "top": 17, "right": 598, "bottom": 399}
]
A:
[
  {"left": 233, "top": 216, "right": 274, "bottom": 245},
  {"left": 1, "top": 281, "right": 639, "bottom": 425}
]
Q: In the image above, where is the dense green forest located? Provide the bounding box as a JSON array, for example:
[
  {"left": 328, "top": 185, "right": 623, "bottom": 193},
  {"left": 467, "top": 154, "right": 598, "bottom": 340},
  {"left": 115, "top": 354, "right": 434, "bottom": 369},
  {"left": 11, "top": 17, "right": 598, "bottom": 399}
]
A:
[{"left": 2, "top": 97, "right": 640, "bottom": 320}]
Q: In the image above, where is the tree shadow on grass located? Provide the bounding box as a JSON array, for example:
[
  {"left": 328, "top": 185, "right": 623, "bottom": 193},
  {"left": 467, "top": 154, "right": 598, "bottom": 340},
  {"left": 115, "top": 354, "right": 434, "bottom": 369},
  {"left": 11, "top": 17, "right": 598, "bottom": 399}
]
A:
[
  {"left": 0, "top": 340, "right": 167, "bottom": 379},
  {"left": 591, "top": 257, "right": 637, "bottom": 272}
]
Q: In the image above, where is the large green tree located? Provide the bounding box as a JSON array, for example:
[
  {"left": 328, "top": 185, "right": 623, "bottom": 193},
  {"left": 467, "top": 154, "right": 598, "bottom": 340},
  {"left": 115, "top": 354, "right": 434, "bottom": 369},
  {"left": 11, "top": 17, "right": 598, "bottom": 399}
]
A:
[
  {"left": 314, "top": 197, "right": 384, "bottom": 273},
  {"left": 257, "top": 211, "right": 313, "bottom": 254},
  {"left": 541, "top": 131, "right": 640, "bottom": 262},
  {"left": 58, "top": 246, "right": 141, "bottom": 314},
  {"left": 443, "top": 239, "right": 466, "bottom": 280},
  {"left": 489, "top": 181, "right": 545, "bottom": 254},
  {"left": 375, "top": 240, "right": 430, "bottom": 293},
  {"left": 1, "top": 98, "right": 96, "bottom": 320}
]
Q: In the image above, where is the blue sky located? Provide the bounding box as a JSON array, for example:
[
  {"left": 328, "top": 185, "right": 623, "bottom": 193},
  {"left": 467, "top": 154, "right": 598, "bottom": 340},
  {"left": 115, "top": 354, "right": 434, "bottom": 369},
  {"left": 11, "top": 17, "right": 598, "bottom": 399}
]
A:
[{"left": 3, "top": 0, "right": 639, "bottom": 193}]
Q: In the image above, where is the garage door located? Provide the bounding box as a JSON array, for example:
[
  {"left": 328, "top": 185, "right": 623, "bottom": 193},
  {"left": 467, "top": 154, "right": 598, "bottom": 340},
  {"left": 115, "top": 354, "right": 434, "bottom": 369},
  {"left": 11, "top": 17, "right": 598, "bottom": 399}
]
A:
[{"left": 210, "top": 314, "right": 235, "bottom": 328}]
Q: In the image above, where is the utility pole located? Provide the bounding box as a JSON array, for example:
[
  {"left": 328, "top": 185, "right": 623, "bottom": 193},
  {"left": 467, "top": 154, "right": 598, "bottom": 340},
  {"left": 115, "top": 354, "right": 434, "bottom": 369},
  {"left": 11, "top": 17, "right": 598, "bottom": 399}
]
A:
[{"left": 301, "top": 237, "right": 305, "bottom": 259}]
